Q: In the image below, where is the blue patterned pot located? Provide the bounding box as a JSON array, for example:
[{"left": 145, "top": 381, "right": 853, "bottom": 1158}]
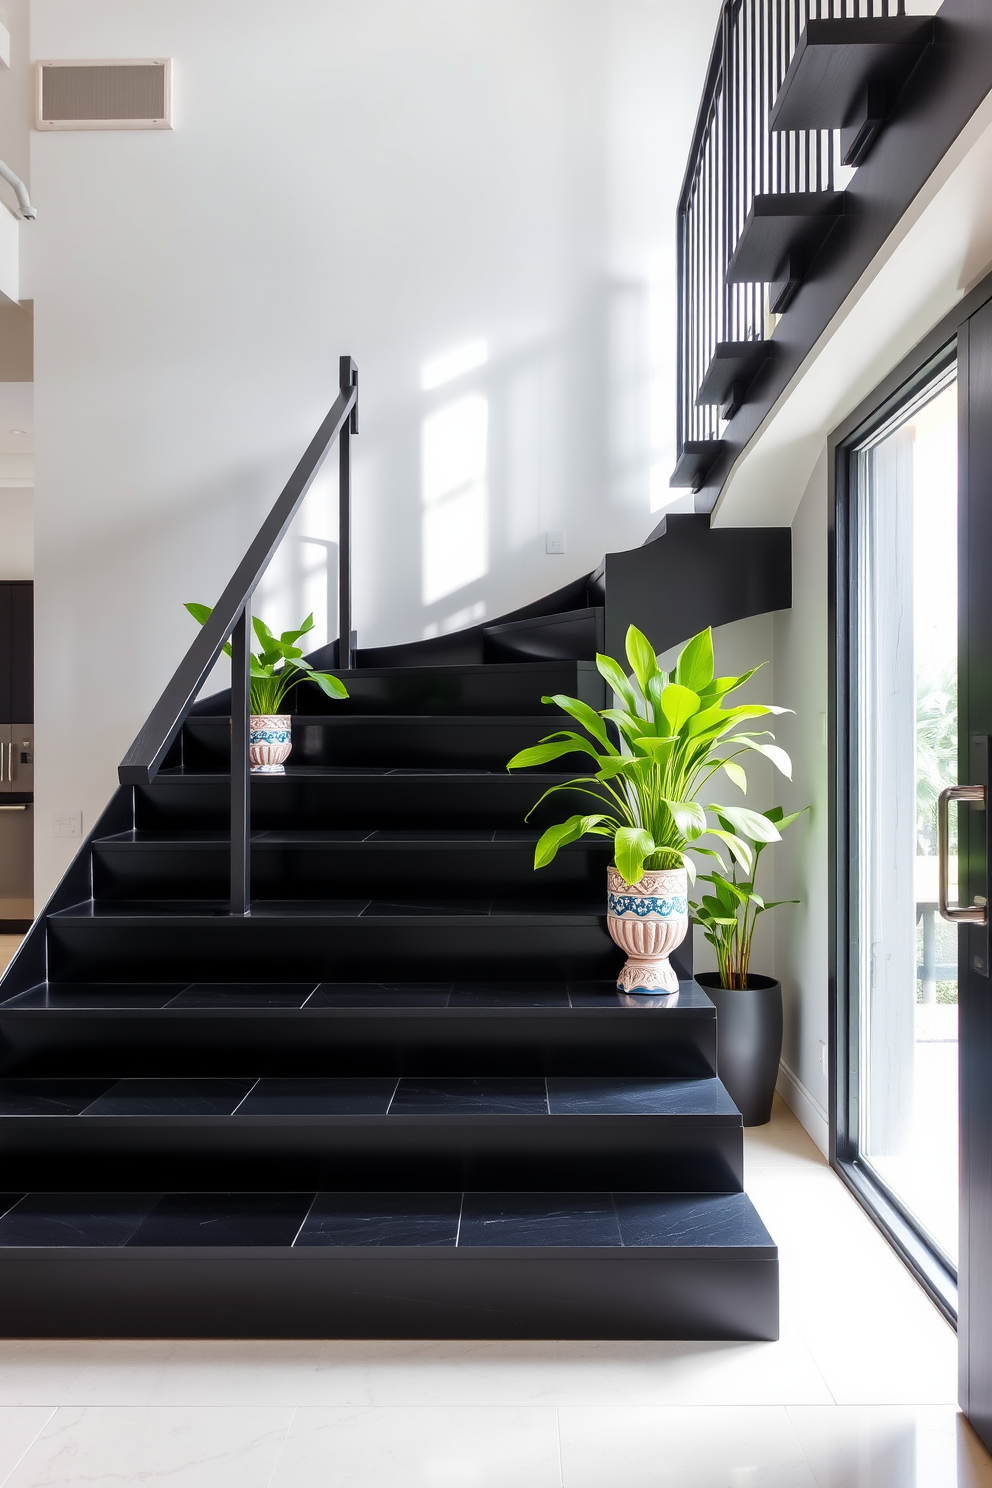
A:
[
  {"left": 606, "top": 865, "right": 688, "bottom": 994},
  {"left": 248, "top": 714, "right": 292, "bottom": 774}
]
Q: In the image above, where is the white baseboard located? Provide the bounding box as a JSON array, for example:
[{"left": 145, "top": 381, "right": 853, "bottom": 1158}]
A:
[{"left": 776, "top": 1059, "right": 829, "bottom": 1157}]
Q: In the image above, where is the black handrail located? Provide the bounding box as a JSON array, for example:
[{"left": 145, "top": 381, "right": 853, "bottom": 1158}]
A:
[{"left": 118, "top": 354, "right": 359, "bottom": 915}]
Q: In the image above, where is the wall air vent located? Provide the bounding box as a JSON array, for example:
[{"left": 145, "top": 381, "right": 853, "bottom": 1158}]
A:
[{"left": 36, "top": 59, "right": 172, "bottom": 130}]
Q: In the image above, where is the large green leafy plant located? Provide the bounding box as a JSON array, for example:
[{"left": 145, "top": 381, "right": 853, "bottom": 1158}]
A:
[
  {"left": 185, "top": 604, "right": 349, "bottom": 714},
  {"left": 507, "top": 625, "right": 792, "bottom": 886},
  {"left": 692, "top": 805, "right": 807, "bottom": 989}
]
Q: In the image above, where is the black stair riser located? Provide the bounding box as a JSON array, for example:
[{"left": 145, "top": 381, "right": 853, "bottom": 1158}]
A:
[
  {"left": 0, "top": 1009, "right": 717, "bottom": 1079},
  {"left": 0, "top": 1250, "right": 779, "bottom": 1341},
  {"left": 135, "top": 775, "right": 589, "bottom": 832},
  {"left": 182, "top": 717, "right": 580, "bottom": 771},
  {"left": 0, "top": 1117, "right": 743, "bottom": 1193},
  {"left": 90, "top": 842, "right": 610, "bottom": 901},
  {"left": 46, "top": 920, "right": 624, "bottom": 982},
  {"left": 295, "top": 662, "right": 606, "bottom": 716}
]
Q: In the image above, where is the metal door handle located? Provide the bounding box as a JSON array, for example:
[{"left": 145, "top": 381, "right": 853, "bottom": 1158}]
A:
[{"left": 939, "top": 785, "right": 988, "bottom": 924}]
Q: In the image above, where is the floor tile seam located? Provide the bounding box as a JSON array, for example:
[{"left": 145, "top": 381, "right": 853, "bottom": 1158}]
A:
[
  {"left": 0, "top": 1402, "right": 58, "bottom": 1488},
  {"left": 383, "top": 1077, "right": 402, "bottom": 1116},
  {"left": 262, "top": 1403, "right": 298, "bottom": 1488},
  {"left": 228, "top": 1078, "right": 262, "bottom": 1116}
]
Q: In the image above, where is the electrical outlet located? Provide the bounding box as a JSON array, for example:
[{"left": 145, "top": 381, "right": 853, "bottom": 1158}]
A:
[
  {"left": 546, "top": 529, "right": 566, "bottom": 555},
  {"left": 53, "top": 810, "right": 82, "bottom": 839},
  {"left": 818, "top": 1039, "right": 828, "bottom": 1077}
]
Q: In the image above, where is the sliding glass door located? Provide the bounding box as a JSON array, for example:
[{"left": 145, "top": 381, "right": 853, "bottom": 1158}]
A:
[{"left": 844, "top": 356, "right": 960, "bottom": 1291}]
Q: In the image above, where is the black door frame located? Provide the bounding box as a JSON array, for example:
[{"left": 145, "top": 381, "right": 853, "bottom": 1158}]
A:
[{"left": 829, "top": 267, "right": 992, "bottom": 1329}]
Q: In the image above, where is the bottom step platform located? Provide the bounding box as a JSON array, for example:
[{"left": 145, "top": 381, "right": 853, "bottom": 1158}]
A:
[{"left": 0, "top": 1189, "right": 778, "bottom": 1339}]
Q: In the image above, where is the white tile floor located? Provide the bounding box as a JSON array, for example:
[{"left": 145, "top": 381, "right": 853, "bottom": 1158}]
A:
[{"left": 0, "top": 1097, "right": 987, "bottom": 1485}]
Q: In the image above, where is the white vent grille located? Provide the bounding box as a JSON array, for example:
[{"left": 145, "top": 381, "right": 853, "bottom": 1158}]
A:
[{"left": 36, "top": 60, "right": 172, "bottom": 130}]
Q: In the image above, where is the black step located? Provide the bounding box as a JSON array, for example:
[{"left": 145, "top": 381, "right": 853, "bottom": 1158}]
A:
[
  {"left": 135, "top": 770, "right": 586, "bottom": 832},
  {"left": 90, "top": 829, "right": 612, "bottom": 901},
  {"left": 182, "top": 715, "right": 579, "bottom": 771},
  {"left": 45, "top": 899, "right": 626, "bottom": 982},
  {"left": 292, "top": 660, "right": 606, "bottom": 716},
  {"left": 482, "top": 609, "right": 603, "bottom": 663},
  {"left": 0, "top": 1074, "right": 743, "bottom": 1191},
  {"left": 769, "top": 16, "right": 933, "bottom": 138},
  {"left": 0, "top": 1188, "right": 778, "bottom": 1340},
  {"left": 726, "top": 192, "right": 846, "bottom": 301},
  {"left": 0, "top": 978, "right": 714, "bottom": 1078}
]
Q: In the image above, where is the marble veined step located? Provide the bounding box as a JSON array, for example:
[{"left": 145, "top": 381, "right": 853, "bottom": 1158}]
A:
[
  {"left": 0, "top": 1189, "right": 778, "bottom": 1340},
  {"left": 0, "top": 1074, "right": 744, "bottom": 1193},
  {"left": 0, "top": 979, "right": 715, "bottom": 1080}
]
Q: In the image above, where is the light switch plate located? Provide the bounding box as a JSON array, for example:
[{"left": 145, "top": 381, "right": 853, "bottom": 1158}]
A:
[
  {"left": 53, "top": 810, "right": 82, "bottom": 839},
  {"left": 546, "top": 529, "right": 566, "bottom": 555}
]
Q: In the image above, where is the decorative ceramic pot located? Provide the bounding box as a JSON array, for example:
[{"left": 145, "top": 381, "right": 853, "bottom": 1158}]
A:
[
  {"left": 248, "top": 714, "right": 292, "bottom": 773},
  {"left": 606, "top": 865, "right": 689, "bottom": 995},
  {"left": 695, "top": 972, "right": 783, "bottom": 1126}
]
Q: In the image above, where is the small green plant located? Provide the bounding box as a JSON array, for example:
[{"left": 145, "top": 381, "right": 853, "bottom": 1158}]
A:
[
  {"left": 691, "top": 805, "right": 807, "bottom": 989},
  {"left": 506, "top": 624, "right": 792, "bottom": 886},
  {"left": 185, "top": 604, "right": 349, "bottom": 714}
]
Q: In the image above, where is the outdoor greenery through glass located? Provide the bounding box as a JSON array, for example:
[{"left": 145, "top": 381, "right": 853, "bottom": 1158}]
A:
[
  {"left": 506, "top": 624, "right": 793, "bottom": 887},
  {"left": 185, "top": 604, "right": 349, "bottom": 715}
]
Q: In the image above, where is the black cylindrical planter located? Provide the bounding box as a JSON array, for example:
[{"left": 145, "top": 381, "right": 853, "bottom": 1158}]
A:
[{"left": 695, "top": 973, "right": 783, "bottom": 1127}]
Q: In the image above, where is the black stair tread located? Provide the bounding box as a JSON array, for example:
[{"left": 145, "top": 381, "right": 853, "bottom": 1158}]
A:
[
  {"left": 92, "top": 828, "right": 610, "bottom": 849},
  {"left": 156, "top": 766, "right": 568, "bottom": 779},
  {"left": 0, "top": 978, "right": 711, "bottom": 1014},
  {"left": 483, "top": 607, "right": 602, "bottom": 636},
  {"left": 0, "top": 1073, "right": 739, "bottom": 1120},
  {"left": 0, "top": 1188, "right": 774, "bottom": 1253},
  {"left": 726, "top": 191, "right": 846, "bottom": 285},
  {"left": 769, "top": 15, "right": 934, "bottom": 133},
  {"left": 48, "top": 898, "right": 609, "bottom": 922}
]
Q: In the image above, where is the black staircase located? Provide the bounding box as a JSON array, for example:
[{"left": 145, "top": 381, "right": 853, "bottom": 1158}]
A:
[{"left": 0, "top": 362, "right": 790, "bottom": 1340}]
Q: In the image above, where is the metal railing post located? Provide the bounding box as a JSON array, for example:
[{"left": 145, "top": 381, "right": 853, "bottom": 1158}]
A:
[
  {"left": 230, "top": 603, "right": 251, "bottom": 915},
  {"left": 338, "top": 355, "right": 358, "bottom": 672}
]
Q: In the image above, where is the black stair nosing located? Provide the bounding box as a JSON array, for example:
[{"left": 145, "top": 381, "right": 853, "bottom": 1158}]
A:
[
  {"left": 483, "top": 607, "right": 603, "bottom": 638},
  {"left": 768, "top": 14, "right": 935, "bottom": 134},
  {"left": 47, "top": 899, "right": 609, "bottom": 924},
  {"left": 333, "top": 660, "right": 604, "bottom": 680},
  {"left": 90, "top": 830, "right": 613, "bottom": 851}
]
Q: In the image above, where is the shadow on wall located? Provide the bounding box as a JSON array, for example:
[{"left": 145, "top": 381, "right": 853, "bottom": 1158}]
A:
[{"left": 257, "top": 274, "right": 676, "bottom": 653}]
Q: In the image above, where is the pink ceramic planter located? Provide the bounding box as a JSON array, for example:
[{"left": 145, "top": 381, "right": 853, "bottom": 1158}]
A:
[
  {"left": 248, "top": 714, "right": 292, "bottom": 773},
  {"left": 606, "top": 865, "right": 689, "bottom": 995}
]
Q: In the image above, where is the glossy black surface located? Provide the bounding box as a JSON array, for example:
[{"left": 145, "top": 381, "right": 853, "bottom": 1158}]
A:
[
  {"left": 128, "top": 1192, "right": 313, "bottom": 1247},
  {"left": 546, "top": 1076, "right": 738, "bottom": 1117},
  {"left": 612, "top": 1192, "right": 774, "bottom": 1250},
  {"left": 308, "top": 984, "right": 452, "bottom": 1008},
  {"left": 236, "top": 1078, "right": 397, "bottom": 1116},
  {"left": 167, "top": 985, "right": 317, "bottom": 1009},
  {"left": 0, "top": 985, "right": 184, "bottom": 1010},
  {"left": 0, "top": 1080, "right": 115, "bottom": 1115},
  {"left": 388, "top": 1077, "right": 549, "bottom": 1116},
  {"left": 459, "top": 1192, "right": 621, "bottom": 1248},
  {"left": 0, "top": 1192, "right": 159, "bottom": 1246},
  {"left": 81, "top": 1079, "right": 255, "bottom": 1117},
  {"left": 296, "top": 1191, "right": 462, "bottom": 1247}
]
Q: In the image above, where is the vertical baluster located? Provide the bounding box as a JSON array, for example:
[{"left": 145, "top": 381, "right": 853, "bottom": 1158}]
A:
[
  {"left": 338, "top": 355, "right": 357, "bottom": 672},
  {"left": 230, "top": 603, "right": 250, "bottom": 917}
]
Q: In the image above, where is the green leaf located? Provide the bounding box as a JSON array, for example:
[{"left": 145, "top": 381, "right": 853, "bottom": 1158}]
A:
[
  {"left": 764, "top": 805, "right": 808, "bottom": 832},
  {"left": 675, "top": 628, "right": 714, "bottom": 692},
  {"left": 734, "top": 737, "right": 793, "bottom": 779},
  {"left": 252, "top": 616, "right": 276, "bottom": 650},
  {"left": 507, "top": 738, "right": 599, "bottom": 770},
  {"left": 625, "top": 625, "right": 658, "bottom": 696},
  {"left": 534, "top": 813, "right": 613, "bottom": 868},
  {"left": 185, "top": 602, "right": 214, "bottom": 626},
  {"left": 613, "top": 826, "right": 656, "bottom": 885},
  {"left": 706, "top": 828, "right": 754, "bottom": 873},
  {"left": 662, "top": 798, "right": 706, "bottom": 840},
  {"left": 309, "top": 671, "right": 349, "bottom": 699},
  {"left": 542, "top": 694, "right": 617, "bottom": 754},
  {"left": 723, "top": 760, "right": 747, "bottom": 794},
  {"left": 717, "top": 806, "right": 783, "bottom": 843},
  {"left": 595, "top": 654, "right": 638, "bottom": 713},
  {"left": 660, "top": 683, "right": 701, "bottom": 734}
]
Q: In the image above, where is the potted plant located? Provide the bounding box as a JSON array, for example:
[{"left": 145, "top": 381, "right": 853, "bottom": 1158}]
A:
[
  {"left": 507, "top": 624, "right": 792, "bottom": 994},
  {"left": 691, "top": 806, "right": 807, "bottom": 1125},
  {"left": 186, "top": 604, "right": 348, "bottom": 773}
]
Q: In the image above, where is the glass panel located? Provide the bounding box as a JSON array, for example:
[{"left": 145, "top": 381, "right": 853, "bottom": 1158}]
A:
[{"left": 856, "top": 374, "right": 958, "bottom": 1267}]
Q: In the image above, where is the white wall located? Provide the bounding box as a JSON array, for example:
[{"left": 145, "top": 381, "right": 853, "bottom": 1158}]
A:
[
  {"left": 29, "top": 0, "right": 721, "bottom": 897},
  {"left": 772, "top": 452, "right": 830, "bottom": 1154}
]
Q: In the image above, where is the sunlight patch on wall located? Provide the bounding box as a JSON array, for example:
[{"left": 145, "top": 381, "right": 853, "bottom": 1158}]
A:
[
  {"left": 421, "top": 393, "right": 489, "bottom": 607},
  {"left": 421, "top": 339, "right": 488, "bottom": 392}
]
